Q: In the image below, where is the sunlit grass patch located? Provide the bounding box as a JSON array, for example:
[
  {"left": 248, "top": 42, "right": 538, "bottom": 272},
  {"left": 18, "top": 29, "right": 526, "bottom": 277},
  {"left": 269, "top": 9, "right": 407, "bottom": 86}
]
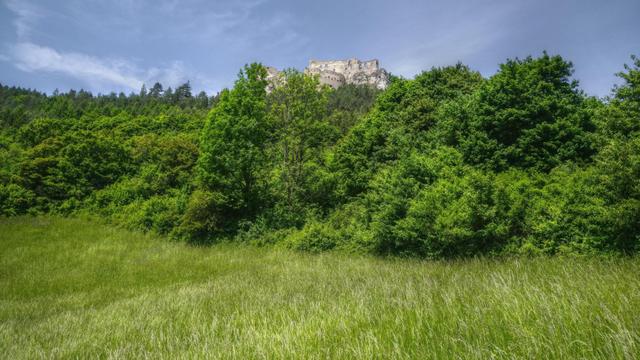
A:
[{"left": 1, "top": 216, "right": 638, "bottom": 358}]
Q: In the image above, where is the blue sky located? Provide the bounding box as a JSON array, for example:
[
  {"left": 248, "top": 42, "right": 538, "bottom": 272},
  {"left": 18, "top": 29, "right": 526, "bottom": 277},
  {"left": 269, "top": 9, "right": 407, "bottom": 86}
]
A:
[{"left": 1, "top": 0, "right": 638, "bottom": 96}]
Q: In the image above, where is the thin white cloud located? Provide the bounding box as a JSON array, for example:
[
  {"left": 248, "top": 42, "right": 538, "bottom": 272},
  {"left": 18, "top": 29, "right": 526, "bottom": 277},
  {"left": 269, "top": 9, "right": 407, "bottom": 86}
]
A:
[
  {"left": 4, "top": 0, "right": 43, "bottom": 40},
  {"left": 2, "top": 0, "right": 220, "bottom": 92},
  {"left": 151, "top": 0, "right": 279, "bottom": 44},
  {"left": 9, "top": 42, "right": 210, "bottom": 92},
  {"left": 146, "top": 61, "right": 189, "bottom": 88},
  {"left": 12, "top": 42, "right": 144, "bottom": 90},
  {"left": 389, "top": 29, "right": 501, "bottom": 77},
  {"left": 386, "top": 2, "right": 518, "bottom": 78},
  {"left": 2, "top": 0, "right": 302, "bottom": 93}
]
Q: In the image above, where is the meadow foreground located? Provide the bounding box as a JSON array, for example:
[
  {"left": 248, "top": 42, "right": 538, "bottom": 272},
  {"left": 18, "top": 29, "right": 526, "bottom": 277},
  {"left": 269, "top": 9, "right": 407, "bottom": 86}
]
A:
[{"left": 1, "top": 216, "right": 638, "bottom": 359}]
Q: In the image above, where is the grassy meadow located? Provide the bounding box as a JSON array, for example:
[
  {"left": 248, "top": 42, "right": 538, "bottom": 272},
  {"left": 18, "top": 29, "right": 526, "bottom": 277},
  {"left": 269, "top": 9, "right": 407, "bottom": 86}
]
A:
[{"left": 1, "top": 216, "right": 639, "bottom": 359}]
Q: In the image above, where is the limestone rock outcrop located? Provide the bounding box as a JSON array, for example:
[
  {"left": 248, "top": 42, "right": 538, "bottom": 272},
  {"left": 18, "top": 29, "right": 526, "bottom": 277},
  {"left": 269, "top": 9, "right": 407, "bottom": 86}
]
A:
[
  {"left": 265, "top": 66, "right": 282, "bottom": 92},
  {"left": 304, "top": 58, "right": 390, "bottom": 90},
  {"left": 266, "top": 58, "right": 390, "bottom": 91}
]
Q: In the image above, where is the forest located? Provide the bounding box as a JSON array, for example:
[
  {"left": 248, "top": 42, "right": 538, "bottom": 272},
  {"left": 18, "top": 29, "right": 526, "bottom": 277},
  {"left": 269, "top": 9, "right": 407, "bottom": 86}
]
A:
[{"left": 1, "top": 53, "right": 639, "bottom": 258}]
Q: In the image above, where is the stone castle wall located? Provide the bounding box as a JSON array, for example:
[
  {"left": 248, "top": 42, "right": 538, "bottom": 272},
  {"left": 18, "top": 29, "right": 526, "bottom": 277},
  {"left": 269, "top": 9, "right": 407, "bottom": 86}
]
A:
[
  {"left": 266, "top": 58, "right": 389, "bottom": 91},
  {"left": 305, "top": 58, "right": 388, "bottom": 89}
]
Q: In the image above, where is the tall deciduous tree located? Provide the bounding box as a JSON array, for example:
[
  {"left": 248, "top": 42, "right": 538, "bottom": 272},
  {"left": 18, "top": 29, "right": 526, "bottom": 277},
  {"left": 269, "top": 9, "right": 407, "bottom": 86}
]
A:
[
  {"left": 457, "top": 53, "right": 595, "bottom": 171},
  {"left": 267, "top": 70, "right": 331, "bottom": 220},
  {"left": 598, "top": 55, "right": 640, "bottom": 139},
  {"left": 197, "top": 63, "right": 269, "bottom": 217}
]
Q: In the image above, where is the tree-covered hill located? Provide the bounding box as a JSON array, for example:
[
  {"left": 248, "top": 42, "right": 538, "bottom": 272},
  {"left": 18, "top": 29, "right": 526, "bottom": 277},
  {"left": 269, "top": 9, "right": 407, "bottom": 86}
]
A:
[{"left": 1, "top": 53, "right": 639, "bottom": 257}]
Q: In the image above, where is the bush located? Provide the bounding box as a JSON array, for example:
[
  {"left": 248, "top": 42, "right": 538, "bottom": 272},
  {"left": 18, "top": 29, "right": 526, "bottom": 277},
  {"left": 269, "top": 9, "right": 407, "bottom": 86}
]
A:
[
  {"left": 172, "top": 190, "right": 226, "bottom": 243},
  {"left": 0, "top": 184, "right": 36, "bottom": 216},
  {"left": 391, "top": 169, "right": 503, "bottom": 258},
  {"left": 283, "top": 220, "right": 341, "bottom": 252}
]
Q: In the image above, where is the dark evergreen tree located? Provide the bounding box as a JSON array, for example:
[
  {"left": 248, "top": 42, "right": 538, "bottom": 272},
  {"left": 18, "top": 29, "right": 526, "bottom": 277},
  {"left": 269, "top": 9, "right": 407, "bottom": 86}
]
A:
[
  {"left": 175, "top": 81, "right": 192, "bottom": 101},
  {"left": 139, "top": 84, "right": 148, "bottom": 97},
  {"left": 149, "top": 82, "right": 163, "bottom": 98}
]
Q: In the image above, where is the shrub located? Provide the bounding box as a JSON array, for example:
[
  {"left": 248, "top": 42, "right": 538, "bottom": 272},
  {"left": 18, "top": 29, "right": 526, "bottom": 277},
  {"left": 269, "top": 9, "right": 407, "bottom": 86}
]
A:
[
  {"left": 172, "top": 190, "right": 226, "bottom": 243},
  {"left": 283, "top": 220, "right": 341, "bottom": 252},
  {"left": 0, "top": 183, "right": 36, "bottom": 216}
]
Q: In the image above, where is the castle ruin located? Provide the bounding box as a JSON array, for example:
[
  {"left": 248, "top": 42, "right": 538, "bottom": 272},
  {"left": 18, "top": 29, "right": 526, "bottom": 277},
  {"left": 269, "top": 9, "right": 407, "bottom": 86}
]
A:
[
  {"left": 305, "top": 58, "right": 389, "bottom": 89},
  {"left": 266, "top": 58, "right": 390, "bottom": 91}
]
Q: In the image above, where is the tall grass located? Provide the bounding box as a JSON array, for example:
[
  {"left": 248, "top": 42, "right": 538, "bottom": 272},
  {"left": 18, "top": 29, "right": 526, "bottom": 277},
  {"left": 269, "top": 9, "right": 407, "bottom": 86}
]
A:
[{"left": 1, "top": 216, "right": 638, "bottom": 359}]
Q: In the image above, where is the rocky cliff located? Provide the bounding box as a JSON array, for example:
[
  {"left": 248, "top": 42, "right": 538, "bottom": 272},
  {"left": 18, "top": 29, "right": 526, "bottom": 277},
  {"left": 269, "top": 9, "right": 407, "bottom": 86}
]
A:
[
  {"left": 305, "top": 58, "right": 390, "bottom": 89},
  {"left": 266, "top": 58, "right": 390, "bottom": 90}
]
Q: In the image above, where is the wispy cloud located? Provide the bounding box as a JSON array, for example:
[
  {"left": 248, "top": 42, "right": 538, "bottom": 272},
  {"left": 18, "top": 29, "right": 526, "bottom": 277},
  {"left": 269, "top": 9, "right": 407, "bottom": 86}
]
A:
[
  {"left": 9, "top": 42, "right": 209, "bottom": 92},
  {"left": 386, "top": 2, "right": 519, "bottom": 77},
  {"left": 11, "top": 42, "right": 144, "bottom": 90},
  {"left": 388, "top": 28, "right": 502, "bottom": 77},
  {"left": 2, "top": 0, "right": 299, "bottom": 92},
  {"left": 2, "top": 0, "right": 217, "bottom": 92},
  {"left": 4, "top": 0, "right": 43, "bottom": 40},
  {"left": 157, "top": 0, "right": 267, "bottom": 34},
  {"left": 145, "top": 61, "right": 193, "bottom": 89},
  {"left": 147, "top": 0, "right": 306, "bottom": 53}
]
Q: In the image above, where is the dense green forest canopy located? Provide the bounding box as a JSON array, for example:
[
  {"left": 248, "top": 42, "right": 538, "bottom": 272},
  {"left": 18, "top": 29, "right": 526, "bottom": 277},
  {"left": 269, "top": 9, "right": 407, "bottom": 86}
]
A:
[{"left": 1, "top": 53, "right": 639, "bottom": 257}]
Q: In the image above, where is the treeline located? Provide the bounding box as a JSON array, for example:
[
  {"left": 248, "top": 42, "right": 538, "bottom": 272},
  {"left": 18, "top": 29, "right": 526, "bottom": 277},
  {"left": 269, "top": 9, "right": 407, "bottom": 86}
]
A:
[{"left": 1, "top": 53, "right": 638, "bottom": 257}]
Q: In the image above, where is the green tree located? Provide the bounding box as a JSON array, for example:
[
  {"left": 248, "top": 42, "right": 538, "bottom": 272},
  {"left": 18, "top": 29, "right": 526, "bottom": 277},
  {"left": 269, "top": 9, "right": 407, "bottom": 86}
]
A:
[
  {"left": 175, "top": 81, "right": 192, "bottom": 103},
  {"left": 17, "top": 132, "right": 130, "bottom": 209},
  {"left": 331, "top": 64, "right": 483, "bottom": 199},
  {"left": 267, "top": 70, "right": 332, "bottom": 221},
  {"left": 148, "top": 82, "right": 163, "bottom": 98},
  {"left": 191, "top": 63, "right": 269, "bottom": 236},
  {"left": 597, "top": 55, "right": 640, "bottom": 140},
  {"left": 453, "top": 53, "right": 596, "bottom": 171},
  {"left": 139, "top": 84, "right": 148, "bottom": 98},
  {"left": 163, "top": 87, "right": 174, "bottom": 102},
  {"left": 195, "top": 91, "right": 209, "bottom": 108}
]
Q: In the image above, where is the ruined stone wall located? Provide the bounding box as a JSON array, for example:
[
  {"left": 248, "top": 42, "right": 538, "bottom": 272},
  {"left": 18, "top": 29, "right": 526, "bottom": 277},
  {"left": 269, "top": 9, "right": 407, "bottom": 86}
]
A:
[
  {"left": 265, "top": 66, "right": 281, "bottom": 92},
  {"left": 316, "top": 70, "right": 345, "bottom": 88},
  {"left": 266, "top": 58, "right": 390, "bottom": 91},
  {"left": 305, "top": 58, "right": 388, "bottom": 89}
]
